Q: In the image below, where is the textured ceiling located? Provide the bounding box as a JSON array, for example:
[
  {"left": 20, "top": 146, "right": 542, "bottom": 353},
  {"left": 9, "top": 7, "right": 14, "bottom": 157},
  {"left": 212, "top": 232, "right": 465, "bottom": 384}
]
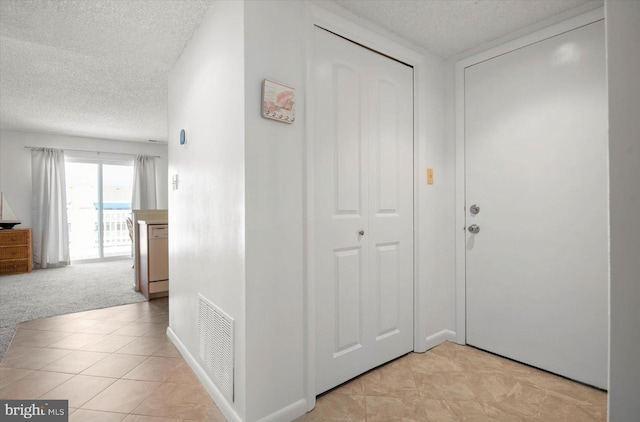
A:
[
  {"left": 332, "top": 0, "right": 597, "bottom": 58},
  {"left": 0, "top": 0, "right": 598, "bottom": 143},
  {"left": 0, "top": 0, "right": 213, "bottom": 142}
]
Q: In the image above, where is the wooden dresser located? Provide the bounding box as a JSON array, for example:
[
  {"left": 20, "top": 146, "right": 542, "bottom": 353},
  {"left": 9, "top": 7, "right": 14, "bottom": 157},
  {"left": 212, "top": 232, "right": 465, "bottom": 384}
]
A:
[{"left": 0, "top": 228, "right": 33, "bottom": 275}]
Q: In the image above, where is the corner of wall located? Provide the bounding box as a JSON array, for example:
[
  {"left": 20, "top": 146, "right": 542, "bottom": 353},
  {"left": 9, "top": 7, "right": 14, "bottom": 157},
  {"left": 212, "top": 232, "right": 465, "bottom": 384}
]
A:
[
  {"left": 242, "top": 1, "right": 307, "bottom": 420},
  {"left": 167, "top": 327, "right": 243, "bottom": 422},
  {"left": 167, "top": 0, "right": 247, "bottom": 419},
  {"left": 425, "top": 330, "right": 457, "bottom": 351},
  {"left": 605, "top": 0, "right": 640, "bottom": 419}
]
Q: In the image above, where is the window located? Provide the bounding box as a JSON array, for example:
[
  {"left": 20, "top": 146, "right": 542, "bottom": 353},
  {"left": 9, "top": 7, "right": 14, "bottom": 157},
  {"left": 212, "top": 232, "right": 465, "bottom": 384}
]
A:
[{"left": 65, "top": 158, "right": 133, "bottom": 261}]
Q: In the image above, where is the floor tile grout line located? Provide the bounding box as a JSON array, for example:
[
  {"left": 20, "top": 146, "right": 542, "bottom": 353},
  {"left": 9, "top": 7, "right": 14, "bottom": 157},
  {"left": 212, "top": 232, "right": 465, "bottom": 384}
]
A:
[
  {"left": 404, "top": 353, "right": 433, "bottom": 418},
  {"left": 36, "top": 372, "right": 119, "bottom": 409},
  {"left": 78, "top": 378, "right": 162, "bottom": 414}
]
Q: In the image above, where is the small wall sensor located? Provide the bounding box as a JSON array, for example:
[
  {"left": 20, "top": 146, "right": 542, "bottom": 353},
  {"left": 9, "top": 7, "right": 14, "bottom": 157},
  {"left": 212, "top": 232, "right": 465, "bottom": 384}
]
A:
[{"left": 179, "top": 129, "right": 186, "bottom": 145}]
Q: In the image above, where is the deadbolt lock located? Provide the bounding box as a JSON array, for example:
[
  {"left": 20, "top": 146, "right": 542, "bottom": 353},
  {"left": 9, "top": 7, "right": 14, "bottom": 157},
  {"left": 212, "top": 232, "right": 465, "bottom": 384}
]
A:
[{"left": 470, "top": 204, "right": 480, "bottom": 215}]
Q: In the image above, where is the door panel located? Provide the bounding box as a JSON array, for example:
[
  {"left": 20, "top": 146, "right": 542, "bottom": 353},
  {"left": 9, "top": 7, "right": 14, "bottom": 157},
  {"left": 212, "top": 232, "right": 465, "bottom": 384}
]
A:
[
  {"left": 334, "top": 247, "right": 363, "bottom": 355},
  {"left": 368, "top": 51, "right": 414, "bottom": 369},
  {"left": 465, "top": 20, "right": 608, "bottom": 389},
  {"left": 375, "top": 80, "right": 401, "bottom": 213},
  {"left": 335, "top": 65, "right": 362, "bottom": 216},
  {"left": 314, "top": 28, "right": 371, "bottom": 394},
  {"left": 375, "top": 243, "right": 400, "bottom": 338},
  {"left": 314, "top": 27, "right": 414, "bottom": 394}
]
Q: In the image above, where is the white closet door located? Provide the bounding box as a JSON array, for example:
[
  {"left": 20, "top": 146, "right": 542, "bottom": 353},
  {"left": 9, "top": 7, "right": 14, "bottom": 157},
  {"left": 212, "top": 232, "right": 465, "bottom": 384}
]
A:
[{"left": 313, "top": 27, "right": 414, "bottom": 394}]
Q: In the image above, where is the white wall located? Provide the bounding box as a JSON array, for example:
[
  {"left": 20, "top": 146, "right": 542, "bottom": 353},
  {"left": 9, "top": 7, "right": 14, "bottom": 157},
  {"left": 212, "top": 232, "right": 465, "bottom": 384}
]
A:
[
  {"left": 243, "top": 1, "right": 451, "bottom": 420},
  {"left": 167, "top": 0, "right": 247, "bottom": 420},
  {"left": 0, "top": 129, "right": 168, "bottom": 229},
  {"left": 606, "top": 0, "right": 640, "bottom": 420},
  {"left": 243, "top": 1, "right": 306, "bottom": 420},
  {"left": 168, "top": 1, "right": 452, "bottom": 420},
  {"left": 422, "top": 57, "right": 456, "bottom": 347}
]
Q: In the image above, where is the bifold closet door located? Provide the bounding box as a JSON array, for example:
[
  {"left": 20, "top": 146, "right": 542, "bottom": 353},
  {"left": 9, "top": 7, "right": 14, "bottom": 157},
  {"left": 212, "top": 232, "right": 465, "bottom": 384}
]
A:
[{"left": 313, "top": 27, "right": 414, "bottom": 394}]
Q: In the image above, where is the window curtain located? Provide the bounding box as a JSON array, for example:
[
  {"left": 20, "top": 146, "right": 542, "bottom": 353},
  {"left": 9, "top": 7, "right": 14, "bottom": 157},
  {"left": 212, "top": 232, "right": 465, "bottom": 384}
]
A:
[
  {"left": 31, "top": 148, "right": 70, "bottom": 268},
  {"left": 132, "top": 155, "right": 157, "bottom": 210}
]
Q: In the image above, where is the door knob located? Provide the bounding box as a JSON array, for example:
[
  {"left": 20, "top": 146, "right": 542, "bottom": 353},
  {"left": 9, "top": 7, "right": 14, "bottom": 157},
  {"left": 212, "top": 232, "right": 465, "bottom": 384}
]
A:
[
  {"left": 470, "top": 204, "right": 480, "bottom": 215},
  {"left": 359, "top": 230, "right": 365, "bottom": 236},
  {"left": 468, "top": 224, "right": 480, "bottom": 234}
]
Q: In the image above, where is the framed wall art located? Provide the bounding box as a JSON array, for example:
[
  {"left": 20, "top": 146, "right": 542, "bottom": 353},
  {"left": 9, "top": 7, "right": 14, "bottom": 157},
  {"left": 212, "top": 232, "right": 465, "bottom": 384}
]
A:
[{"left": 261, "top": 79, "right": 295, "bottom": 124}]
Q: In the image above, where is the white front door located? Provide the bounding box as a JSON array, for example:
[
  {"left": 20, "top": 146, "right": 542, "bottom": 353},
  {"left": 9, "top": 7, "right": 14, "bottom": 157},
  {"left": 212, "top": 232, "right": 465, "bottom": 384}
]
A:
[
  {"left": 313, "top": 27, "right": 414, "bottom": 394},
  {"left": 465, "top": 20, "right": 608, "bottom": 389}
]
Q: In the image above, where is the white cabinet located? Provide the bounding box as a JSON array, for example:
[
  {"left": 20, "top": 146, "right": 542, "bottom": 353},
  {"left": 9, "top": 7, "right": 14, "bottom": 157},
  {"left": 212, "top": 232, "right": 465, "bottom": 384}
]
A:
[{"left": 138, "top": 220, "right": 169, "bottom": 299}]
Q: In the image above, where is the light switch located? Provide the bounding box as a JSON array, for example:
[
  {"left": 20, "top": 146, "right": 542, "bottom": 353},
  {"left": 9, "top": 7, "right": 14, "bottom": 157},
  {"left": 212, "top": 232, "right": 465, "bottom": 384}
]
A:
[
  {"left": 172, "top": 174, "right": 179, "bottom": 190},
  {"left": 427, "top": 168, "right": 434, "bottom": 185}
]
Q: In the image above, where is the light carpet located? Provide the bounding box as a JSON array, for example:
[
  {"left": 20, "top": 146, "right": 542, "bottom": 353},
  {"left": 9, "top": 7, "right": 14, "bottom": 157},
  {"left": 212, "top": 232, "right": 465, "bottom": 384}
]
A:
[{"left": 0, "top": 259, "right": 146, "bottom": 361}]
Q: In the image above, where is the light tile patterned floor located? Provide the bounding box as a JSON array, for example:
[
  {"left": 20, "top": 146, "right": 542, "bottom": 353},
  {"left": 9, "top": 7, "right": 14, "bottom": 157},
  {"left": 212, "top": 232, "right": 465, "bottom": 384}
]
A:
[
  {"left": 299, "top": 343, "right": 607, "bottom": 422},
  {"left": 1, "top": 297, "right": 606, "bottom": 421},
  {"left": 0, "top": 297, "right": 225, "bottom": 422}
]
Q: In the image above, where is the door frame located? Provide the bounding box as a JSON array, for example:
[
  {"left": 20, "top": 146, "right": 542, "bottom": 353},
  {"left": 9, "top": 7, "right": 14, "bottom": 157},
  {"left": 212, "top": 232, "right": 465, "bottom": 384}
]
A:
[
  {"left": 454, "top": 8, "right": 605, "bottom": 344},
  {"left": 303, "top": 2, "right": 428, "bottom": 411}
]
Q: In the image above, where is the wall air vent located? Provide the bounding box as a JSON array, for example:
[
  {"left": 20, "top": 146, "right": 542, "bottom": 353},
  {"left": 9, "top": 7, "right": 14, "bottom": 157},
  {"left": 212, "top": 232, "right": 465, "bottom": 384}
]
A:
[{"left": 198, "top": 294, "right": 234, "bottom": 401}]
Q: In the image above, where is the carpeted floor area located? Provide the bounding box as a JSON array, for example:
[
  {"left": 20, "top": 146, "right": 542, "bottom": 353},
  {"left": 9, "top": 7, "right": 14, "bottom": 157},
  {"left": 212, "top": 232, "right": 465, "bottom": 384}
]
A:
[{"left": 0, "top": 259, "right": 146, "bottom": 361}]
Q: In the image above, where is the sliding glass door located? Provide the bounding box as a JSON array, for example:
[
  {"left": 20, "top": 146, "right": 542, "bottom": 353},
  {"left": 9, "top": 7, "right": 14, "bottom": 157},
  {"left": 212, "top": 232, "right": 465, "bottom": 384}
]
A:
[
  {"left": 65, "top": 160, "right": 133, "bottom": 261},
  {"left": 102, "top": 164, "right": 134, "bottom": 257}
]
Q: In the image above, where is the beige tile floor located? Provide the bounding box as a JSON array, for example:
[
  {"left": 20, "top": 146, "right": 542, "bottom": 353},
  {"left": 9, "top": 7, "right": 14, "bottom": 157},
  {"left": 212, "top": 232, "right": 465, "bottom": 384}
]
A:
[
  {"left": 1, "top": 298, "right": 606, "bottom": 422},
  {"left": 299, "top": 344, "right": 607, "bottom": 422},
  {"left": 0, "top": 297, "right": 225, "bottom": 422}
]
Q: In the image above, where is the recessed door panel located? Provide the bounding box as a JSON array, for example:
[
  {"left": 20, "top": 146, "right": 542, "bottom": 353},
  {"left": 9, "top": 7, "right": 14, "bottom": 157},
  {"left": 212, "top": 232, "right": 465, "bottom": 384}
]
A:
[
  {"left": 334, "top": 247, "right": 363, "bottom": 355},
  {"left": 375, "top": 79, "right": 400, "bottom": 214},
  {"left": 375, "top": 243, "right": 400, "bottom": 340},
  {"left": 335, "top": 65, "right": 362, "bottom": 216}
]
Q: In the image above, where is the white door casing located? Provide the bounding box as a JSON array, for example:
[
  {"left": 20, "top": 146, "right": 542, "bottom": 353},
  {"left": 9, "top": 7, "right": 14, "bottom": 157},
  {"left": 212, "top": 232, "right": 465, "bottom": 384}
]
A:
[
  {"left": 313, "top": 27, "right": 414, "bottom": 394},
  {"left": 464, "top": 20, "right": 608, "bottom": 389}
]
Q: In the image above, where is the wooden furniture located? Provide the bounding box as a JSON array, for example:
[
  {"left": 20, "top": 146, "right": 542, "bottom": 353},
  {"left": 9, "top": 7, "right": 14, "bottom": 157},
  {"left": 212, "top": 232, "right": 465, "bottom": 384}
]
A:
[{"left": 0, "top": 228, "right": 33, "bottom": 275}]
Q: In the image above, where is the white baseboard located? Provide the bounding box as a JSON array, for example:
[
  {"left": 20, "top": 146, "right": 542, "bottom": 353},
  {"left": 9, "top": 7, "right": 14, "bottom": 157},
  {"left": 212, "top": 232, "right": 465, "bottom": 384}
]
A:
[
  {"left": 166, "top": 327, "right": 242, "bottom": 422},
  {"left": 425, "top": 329, "right": 457, "bottom": 350},
  {"left": 256, "top": 399, "right": 308, "bottom": 422},
  {"left": 168, "top": 327, "right": 308, "bottom": 422}
]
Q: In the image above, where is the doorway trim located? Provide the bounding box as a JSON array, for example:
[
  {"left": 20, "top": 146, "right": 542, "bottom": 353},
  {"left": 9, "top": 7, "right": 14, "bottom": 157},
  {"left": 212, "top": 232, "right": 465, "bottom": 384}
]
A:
[
  {"left": 303, "top": 1, "right": 429, "bottom": 412},
  {"left": 453, "top": 7, "right": 605, "bottom": 344}
]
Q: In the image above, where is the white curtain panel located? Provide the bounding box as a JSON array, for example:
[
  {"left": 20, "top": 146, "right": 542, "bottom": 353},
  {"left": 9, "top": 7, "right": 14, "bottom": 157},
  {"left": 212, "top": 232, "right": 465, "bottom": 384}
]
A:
[
  {"left": 31, "top": 148, "right": 70, "bottom": 268},
  {"left": 132, "top": 155, "right": 157, "bottom": 210}
]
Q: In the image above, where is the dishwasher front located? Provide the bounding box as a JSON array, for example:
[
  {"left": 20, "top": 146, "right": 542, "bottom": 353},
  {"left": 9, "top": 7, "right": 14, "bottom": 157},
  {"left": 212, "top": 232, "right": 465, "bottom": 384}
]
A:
[{"left": 148, "top": 224, "right": 168, "bottom": 282}]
